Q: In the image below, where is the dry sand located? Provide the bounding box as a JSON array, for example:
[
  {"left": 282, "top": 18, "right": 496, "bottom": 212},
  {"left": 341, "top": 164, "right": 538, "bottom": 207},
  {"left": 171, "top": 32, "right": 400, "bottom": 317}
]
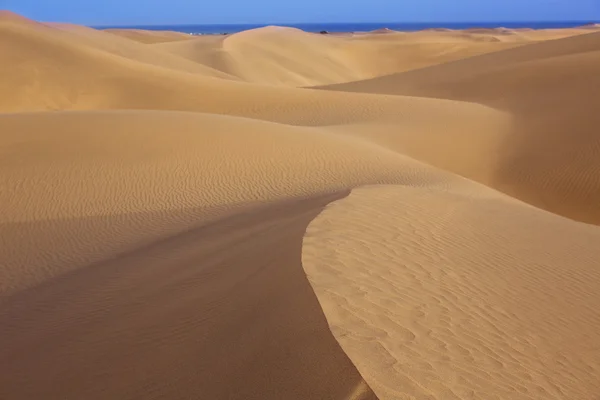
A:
[
  {"left": 320, "top": 30, "right": 600, "bottom": 224},
  {"left": 1, "top": 10, "right": 600, "bottom": 400},
  {"left": 105, "top": 28, "right": 196, "bottom": 44}
]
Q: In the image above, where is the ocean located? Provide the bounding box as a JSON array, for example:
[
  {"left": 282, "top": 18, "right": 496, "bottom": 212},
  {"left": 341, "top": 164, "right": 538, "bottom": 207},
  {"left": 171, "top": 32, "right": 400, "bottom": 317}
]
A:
[{"left": 95, "top": 21, "right": 597, "bottom": 35}]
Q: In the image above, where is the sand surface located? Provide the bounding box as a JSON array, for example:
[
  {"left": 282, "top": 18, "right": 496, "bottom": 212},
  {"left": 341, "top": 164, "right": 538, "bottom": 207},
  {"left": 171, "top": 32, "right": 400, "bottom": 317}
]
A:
[{"left": 2, "top": 10, "right": 600, "bottom": 400}]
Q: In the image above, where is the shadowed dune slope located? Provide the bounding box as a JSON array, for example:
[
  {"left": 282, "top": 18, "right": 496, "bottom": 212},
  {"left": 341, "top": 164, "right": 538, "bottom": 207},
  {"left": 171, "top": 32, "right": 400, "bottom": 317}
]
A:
[
  {"left": 0, "top": 110, "right": 511, "bottom": 400},
  {"left": 320, "top": 31, "right": 600, "bottom": 223},
  {"left": 2, "top": 110, "right": 435, "bottom": 399},
  {"left": 0, "top": 188, "right": 376, "bottom": 400},
  {"left": 0, "top": 110, "right": 454, "bottom": 294}
]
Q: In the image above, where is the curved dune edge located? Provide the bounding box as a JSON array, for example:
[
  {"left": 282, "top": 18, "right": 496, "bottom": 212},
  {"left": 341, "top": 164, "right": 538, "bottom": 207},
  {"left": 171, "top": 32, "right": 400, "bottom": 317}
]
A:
[
  {"left": 0, "top": 111, "right": 392, "bottom": 399},
  {"left": 0, "top": 109, "right": 457, "bottom": 400},
  {"left": 303, "top": 185, "right": 600, "bottom": 399},
  {"left": 0, "top": 191, "right": 379, "bottom": 400}
]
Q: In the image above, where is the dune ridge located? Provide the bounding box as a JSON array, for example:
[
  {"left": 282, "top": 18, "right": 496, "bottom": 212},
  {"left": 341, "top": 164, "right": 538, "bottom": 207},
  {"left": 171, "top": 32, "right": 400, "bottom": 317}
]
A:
[
  {"left": 2, "top": 12, "right": 600, "bottom": 400},
  {"left": 152, "top": 27, "right": 530, "bottom": 86},
  {"left": 321, "top": 31, "right": 600, "bottom": 224}
]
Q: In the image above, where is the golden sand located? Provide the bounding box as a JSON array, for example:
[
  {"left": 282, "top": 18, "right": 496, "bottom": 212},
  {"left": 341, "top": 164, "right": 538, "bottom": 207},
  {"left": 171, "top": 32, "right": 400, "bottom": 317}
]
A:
[{"left": 2, "top": 11, "right": 600, "bottom": 399}]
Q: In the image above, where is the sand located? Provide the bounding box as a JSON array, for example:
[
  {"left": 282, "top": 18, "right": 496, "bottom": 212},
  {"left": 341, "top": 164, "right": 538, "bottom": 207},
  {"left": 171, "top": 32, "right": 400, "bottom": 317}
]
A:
[
  {"left": 104, "top": 28, "right": 196, "bottom": 44},
  {"left": 320, "top": 31, "right": 600, "bottom": 224},
  {"left": 2, "top": 10, "right": 600, "bottom": 400}
]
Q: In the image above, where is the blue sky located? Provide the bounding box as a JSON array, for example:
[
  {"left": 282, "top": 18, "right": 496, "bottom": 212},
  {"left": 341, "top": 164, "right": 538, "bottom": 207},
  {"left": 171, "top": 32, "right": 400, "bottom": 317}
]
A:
[{"left": 3, "top": 0, "right": 599, "bottom": 26}]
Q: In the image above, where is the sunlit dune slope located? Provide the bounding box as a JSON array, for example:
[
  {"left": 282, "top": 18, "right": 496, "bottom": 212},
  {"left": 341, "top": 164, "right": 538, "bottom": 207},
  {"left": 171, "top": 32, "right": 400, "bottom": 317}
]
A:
[
  {"left": 0, "top": 13, "right": 512, "bottom": 144},
  {"left": 153, "top": 26, "right": 527, "bottom": 86},
  {"left": 0, "top": 13, "right": 236, "bottom": 81},
  {"left": 154, "top": 26, "right": 375, "bottom": 86},
  {"left": 321, "top": 31, "right": 600, "bottom": 223},
  {"left": 322, "top": 30, "right": 600, "bottom": 96},
  {"left": 150, "top": 25, "right": 593, "bottom": 87},
  {"left": 303, "top": 184, "right": 600, "bottom": 399},
  {"left": 1, "top": 13, "right": 573, "bottom": 93}
]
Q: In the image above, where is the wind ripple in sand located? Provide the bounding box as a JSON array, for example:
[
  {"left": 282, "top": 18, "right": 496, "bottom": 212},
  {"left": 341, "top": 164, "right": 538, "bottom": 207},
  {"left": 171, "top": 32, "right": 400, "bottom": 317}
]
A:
[
  {"left": 1, "top": 192, "right": 379, "bottom": 400},
  {"left": 303, "top": 186, "right": 600, "bottom": 399}
]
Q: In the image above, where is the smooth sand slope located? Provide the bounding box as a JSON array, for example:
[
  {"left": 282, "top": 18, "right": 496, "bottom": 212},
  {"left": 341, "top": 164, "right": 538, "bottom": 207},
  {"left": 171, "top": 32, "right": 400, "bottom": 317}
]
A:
[
  {"left": 150, "top": 26, "right": 594, "bottom": 87},
  {"left": 322, "top": 31, "right": 600, "bottom": 224},
  {"left": 1, "top": 12, "right": 512, "bottom": 133},
  {"left": 2, "top": 11, "right": 600, "bottom": 400},
  {"left": 0, "top": 12, "right": 236, "bottom": 85},
  {"left": 153, "top": 26, "right": 527, "bottom": 86}
]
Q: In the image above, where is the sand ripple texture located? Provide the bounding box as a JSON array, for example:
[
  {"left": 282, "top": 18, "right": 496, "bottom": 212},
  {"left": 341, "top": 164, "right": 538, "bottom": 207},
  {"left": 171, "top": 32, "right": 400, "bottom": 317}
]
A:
[{"left": 303, "top": 186, "right": 600, "bottom": 399}]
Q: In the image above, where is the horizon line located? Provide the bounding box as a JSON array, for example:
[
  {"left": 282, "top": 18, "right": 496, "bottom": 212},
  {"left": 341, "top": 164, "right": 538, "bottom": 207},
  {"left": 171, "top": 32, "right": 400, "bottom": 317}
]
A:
[{"left": 91, "top": 19, "right": 599, "bottom": 28}]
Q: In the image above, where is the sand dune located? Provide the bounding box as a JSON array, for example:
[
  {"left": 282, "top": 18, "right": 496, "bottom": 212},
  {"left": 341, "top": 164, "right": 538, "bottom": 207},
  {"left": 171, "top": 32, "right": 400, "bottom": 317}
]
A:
[
  {"left": 0, "top": 12, "right": 236, "bottom": 84},
  {"left": 1, "top": 14, "right": 513, "bottom": 134},
  {"left": 370, "top": 28, "right": 396, "bottom": 34},
  {"left": 304, "top": 184, "right": 600, "bottom": 399},
  {"left": 150, "top": 25, "right": 592, "bottom": 86},
  {"left": 152, "top": 26, "right": 393, "bottom": 86},
  {"left": 2, "top": 11, "right": 600, "bottom": 400},
  {"left": 322, "top": 31, "right": 600, "bottom": 224},
  {"left": 323, "top": 30, "right": 600, "bottom": 96},
  {"left": 1, "top": 110, "right": 457, "bottom": 293},
  {"left": 1, "top": 110, "right": 406, "bottom": 399},
  {"left": 580, "top": 23, "right": 600, "bottom": 30},
  {"left": 1, "top": 184, "right": 376, "bottom": 399},
  {"left": 154, "top": 26, "right": 528, "bottom": 86},
  {"left": 105, "top": 28, "right": 196, "bottom": 43}
]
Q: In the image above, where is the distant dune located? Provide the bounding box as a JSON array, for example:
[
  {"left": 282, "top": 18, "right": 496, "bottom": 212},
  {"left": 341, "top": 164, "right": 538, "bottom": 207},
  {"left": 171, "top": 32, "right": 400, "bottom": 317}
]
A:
[
  {"left": 370, "top": 27, "right": 396, "bottom": 34},
  {"left": 105, "top": 28, "right": 195, "bottom": 43},
  {"left": 320, "top": 30, "right": 600, "bottom": 224},
  {"left": 579, "top": 23, "right": 600, "bottom": 29},
  {"left": 152, "top": 25, "right": 531, "bottom": 86},
  {"left": 2, "top": 11, "right": 600, "bottom": 400}
]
